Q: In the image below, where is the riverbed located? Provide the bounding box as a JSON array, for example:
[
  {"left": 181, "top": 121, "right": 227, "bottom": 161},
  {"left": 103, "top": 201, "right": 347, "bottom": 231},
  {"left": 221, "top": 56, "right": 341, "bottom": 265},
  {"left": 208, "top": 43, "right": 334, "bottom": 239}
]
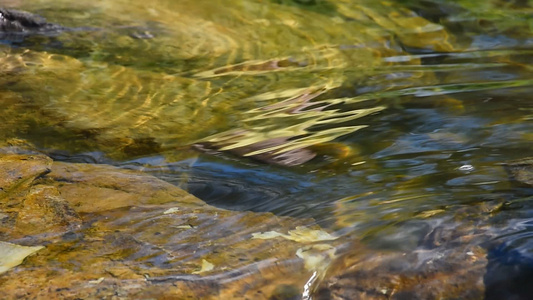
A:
[{"left": 0, "top": 0, "right": 532, "bottom": 299}]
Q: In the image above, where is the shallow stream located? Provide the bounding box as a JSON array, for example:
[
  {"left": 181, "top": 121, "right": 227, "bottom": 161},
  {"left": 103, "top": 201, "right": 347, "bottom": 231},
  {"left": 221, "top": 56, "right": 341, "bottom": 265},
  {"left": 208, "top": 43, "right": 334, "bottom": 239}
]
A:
[{"left": 1, "top": 0, "right": 532, "bottom": 299}]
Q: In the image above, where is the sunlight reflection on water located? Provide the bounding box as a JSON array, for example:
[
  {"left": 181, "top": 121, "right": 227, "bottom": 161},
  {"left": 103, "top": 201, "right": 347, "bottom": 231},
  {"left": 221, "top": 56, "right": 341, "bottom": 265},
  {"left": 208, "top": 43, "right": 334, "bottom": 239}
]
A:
[{"left": 1, "top": 0, "right": 532, "bottom": 298}]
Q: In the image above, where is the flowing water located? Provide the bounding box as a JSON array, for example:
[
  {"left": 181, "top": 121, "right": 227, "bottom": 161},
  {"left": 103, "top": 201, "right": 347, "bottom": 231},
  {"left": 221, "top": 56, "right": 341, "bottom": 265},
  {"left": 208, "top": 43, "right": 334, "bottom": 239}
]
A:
[{"left": 1, "top": 0, "right": 532, "bottom": 298}]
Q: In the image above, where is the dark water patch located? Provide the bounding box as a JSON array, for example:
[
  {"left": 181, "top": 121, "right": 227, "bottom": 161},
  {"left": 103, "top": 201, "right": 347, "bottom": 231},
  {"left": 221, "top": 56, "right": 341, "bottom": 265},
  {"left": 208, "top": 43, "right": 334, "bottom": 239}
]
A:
[
  {"left": 485, "top": 211, "right": 533, "bottom": 300},
  {"left": 270, "top": 0, "right": 338, "bottom": 16},
  {"left": 46, "top": 150, "right": 112, "bottom": 165}
]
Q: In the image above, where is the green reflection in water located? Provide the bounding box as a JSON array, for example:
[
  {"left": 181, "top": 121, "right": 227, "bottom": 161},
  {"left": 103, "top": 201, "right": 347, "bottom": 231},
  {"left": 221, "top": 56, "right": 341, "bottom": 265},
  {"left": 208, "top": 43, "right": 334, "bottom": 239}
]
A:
[
  {"left": 0, "top": 0, "right": 532, "bottom": 298},
  {"left": 0, "top": 0, "right": 462, "bottom": 160}
]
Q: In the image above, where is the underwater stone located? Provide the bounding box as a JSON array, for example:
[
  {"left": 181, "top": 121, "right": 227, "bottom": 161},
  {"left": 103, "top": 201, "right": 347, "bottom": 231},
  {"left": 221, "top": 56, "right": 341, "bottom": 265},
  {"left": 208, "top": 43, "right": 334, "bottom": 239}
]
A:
[{"left": 504, "top": 157, "right": 533, "bottom": 187}]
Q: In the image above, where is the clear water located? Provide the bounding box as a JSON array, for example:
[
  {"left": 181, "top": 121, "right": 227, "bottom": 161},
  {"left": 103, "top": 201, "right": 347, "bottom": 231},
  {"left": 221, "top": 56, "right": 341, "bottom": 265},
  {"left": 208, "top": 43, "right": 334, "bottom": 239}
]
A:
[{"left": 1, "top": 0, "right": 532, "bottom": 298}]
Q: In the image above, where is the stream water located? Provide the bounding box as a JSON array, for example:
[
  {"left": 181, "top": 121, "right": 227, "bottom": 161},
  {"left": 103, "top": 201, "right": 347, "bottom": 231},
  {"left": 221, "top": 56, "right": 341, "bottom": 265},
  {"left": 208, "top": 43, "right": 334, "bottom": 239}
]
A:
[{"left": 1, "top": 0, "right": 532, "bottom": 299}]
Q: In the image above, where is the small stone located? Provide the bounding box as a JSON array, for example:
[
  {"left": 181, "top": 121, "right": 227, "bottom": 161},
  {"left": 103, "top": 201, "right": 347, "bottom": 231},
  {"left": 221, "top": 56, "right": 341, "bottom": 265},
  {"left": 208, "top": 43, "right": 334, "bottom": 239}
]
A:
[
  {"left": 89, "top": 277, "right": 105, "bottom": 284},
  {"left": 163, "top": 207, "right": 180, "bottom": 214},
  {"left": 0, "top": 241, "right": 44, "bottom": 274}
]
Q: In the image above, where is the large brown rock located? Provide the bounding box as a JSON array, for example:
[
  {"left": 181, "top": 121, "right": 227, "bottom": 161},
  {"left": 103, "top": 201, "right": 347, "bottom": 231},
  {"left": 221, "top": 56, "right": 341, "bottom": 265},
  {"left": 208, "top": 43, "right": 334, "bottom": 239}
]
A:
[
  {"left": 46, "top": 161, "right": 205, "bottom": 213},
  {"left": 14, "top": 184, "right": 81, "bottom": 237},
  {"left": 0, "top": 151, "right": 343, "bottom": 299},
  {"left": 0, "top": 150, "right": 495, "bottom": 299},
  {"left": 0, "top": 153, "right": 51, "bottom": 199}
]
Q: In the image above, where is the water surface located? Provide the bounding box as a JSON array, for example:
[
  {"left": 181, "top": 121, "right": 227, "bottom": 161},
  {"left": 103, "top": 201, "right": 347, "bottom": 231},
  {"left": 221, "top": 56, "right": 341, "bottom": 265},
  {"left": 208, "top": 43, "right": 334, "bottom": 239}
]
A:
[{"left": 1, "top": 0, "right": 532, "bottom": 298}]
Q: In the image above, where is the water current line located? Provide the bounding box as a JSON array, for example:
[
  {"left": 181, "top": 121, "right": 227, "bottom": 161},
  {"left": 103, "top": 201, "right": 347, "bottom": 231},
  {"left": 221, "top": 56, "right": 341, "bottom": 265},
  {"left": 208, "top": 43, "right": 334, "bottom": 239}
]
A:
[{"left": 302, "top": 271, "right": 318, "bottom": 300}]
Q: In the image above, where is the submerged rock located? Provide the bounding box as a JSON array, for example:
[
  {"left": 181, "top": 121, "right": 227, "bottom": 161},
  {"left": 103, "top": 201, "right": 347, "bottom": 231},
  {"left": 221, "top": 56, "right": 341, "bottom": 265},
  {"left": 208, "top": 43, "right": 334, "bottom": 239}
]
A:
[
  {"left": 0, "top": 150, "right": 343, "bottom": 299},
  {"left": 45, "top": 161, "right": 205, "bottom": 212},
  {"left": 0, "top": 153, "right": 51, "bottom": 199},
  {"left": 0, "top": 7, "right": 64, "bottom": 42},
  {"left": 0, "top": 148, "right": 495, "bottom": 299},
  {"left": 0, "top": 8, "right": 56, "bottom": 31},
  {"left": 14, "top": 184, "right": 81, "bottom": 237},
  {"left": 321, "top": 191, "right": 497, "bottom": 299},
  {"left": 315, "top": 243, "right": 486, "bottom": 299},
  {"left": 504, "top": 157, "right": 533, "bottom": 187},
  {"left": 0, "top": 0, "right": 457, "bottom": 165}
]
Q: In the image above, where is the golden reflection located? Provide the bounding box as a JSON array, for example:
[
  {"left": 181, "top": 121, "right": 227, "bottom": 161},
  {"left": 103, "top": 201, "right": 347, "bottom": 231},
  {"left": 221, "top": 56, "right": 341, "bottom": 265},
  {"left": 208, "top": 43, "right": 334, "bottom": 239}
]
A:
[
  {"left": 1, "top": 0, "right": 472, "bottom": 162},
  {"left": 195, "top": 87, "right": 387, "bottom": 165},
  {"left": 1, "top": 0, "right": 531, "bottom": 298}
]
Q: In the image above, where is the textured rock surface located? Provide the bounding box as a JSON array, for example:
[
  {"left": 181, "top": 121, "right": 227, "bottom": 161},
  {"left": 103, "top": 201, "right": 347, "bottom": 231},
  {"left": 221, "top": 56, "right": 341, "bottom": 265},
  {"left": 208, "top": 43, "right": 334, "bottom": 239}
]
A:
[
  {"left": 0, "top": 150, "right": 342, "bottom": 299},
  {"left": 0, "top": 7, "right": 65, "bottom": 43},
  {"left": 1, "top": 146, "right": 507, "bottom": 298},
  {"left": 316, "top": 243, "right": 486, "bottom": 299},
  {"left": 504, "top": 157, "right": 533, "bottom": 187}
]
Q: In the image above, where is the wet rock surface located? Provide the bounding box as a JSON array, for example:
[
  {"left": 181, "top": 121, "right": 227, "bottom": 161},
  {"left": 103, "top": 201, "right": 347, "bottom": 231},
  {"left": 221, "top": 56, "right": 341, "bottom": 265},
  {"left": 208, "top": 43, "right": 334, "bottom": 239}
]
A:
[
  {"left": 0, "top": 0, "right": 457, "bottom": 163},
  {"left": 0, "top": 147, "right": 504, "bottom": 299},
  {"left": 0, "top": 8, "right": 58, "bottom": 31},
  {"left": 0, "top": 152, "right": 52, "bottom": 207},
  {"left": 504, "top": 157, "right": 533, "bottom": 187},
  {"left": 0, "top": 0, "right": 530, "bottom": 298},
  {"left": 316, "top": 234, "right": 487, "bottom": 299},
  {"left": 316, "top": 203, "right": 495, "bottom": 300},
  {"left": 0, "top": 7, "right": 65, "bottom": 42},
  {"left": 0, "top": 149, "right": 343, "bottom": 299}
]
